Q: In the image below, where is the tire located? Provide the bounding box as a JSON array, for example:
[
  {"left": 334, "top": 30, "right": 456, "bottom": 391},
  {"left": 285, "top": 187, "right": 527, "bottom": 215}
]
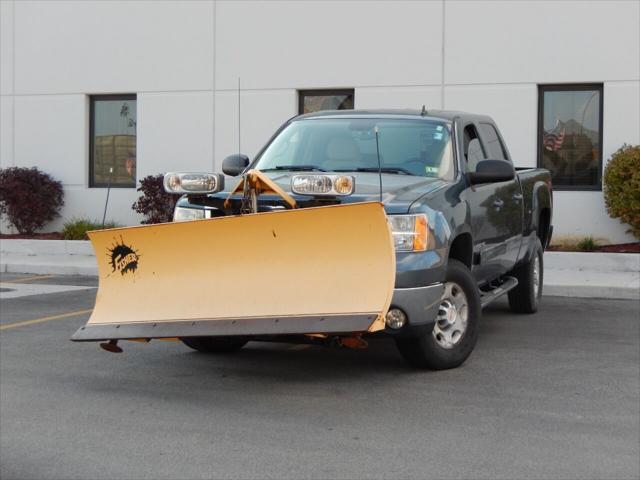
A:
[
  {"left": 395, "top": 259, "right": 481, "bottom": 370},
  {"left": 180, "top": 336, "right": 248, "bottom": 354},
  {"left": 508, "top": 238, "right": 543, "bottom": 314}
]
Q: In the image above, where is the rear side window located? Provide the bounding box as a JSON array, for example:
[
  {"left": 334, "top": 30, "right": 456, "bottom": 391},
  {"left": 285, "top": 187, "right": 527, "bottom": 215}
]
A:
[{"left": 479, "top": 123, "right": 508, "bottom": 161}]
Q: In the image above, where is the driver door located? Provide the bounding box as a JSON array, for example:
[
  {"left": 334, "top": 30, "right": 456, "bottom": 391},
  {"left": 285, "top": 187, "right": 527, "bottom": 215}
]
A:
[{"left": 461, "top": 123, "right": 518, "bottom": 284}]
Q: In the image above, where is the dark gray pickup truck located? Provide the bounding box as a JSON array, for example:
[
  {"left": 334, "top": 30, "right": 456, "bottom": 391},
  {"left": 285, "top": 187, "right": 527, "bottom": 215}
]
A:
[{"left": 170, "top": 109, "right": 553, "bottom": 370}]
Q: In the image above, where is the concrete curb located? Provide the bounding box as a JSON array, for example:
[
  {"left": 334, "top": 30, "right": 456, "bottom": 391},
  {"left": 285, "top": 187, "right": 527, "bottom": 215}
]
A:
[
  {"left": 543, "top": 284, "right": 638, "bottom": 301},
  {"left": 1, "top": 239, "right": 98, "bottom": 276},
  {"left": 0, "top": 239, "right": 94, "bottom": 256},
  {"left": 1, "top": 239, "right": 638, "bottom": 300}
]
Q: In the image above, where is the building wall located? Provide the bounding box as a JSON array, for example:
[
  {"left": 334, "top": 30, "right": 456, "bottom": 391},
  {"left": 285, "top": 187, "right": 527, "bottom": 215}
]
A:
[{"left": 1, "top": 0, "right": 639, "bottom": 242}]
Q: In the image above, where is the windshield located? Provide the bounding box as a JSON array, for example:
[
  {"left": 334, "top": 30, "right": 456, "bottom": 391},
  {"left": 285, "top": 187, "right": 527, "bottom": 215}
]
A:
[{"left": 254, "top": 118, "right": 455, "bottom": 179}]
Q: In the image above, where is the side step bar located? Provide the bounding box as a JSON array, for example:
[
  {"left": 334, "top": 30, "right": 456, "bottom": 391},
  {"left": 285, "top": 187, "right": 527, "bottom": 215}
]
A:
[{"left": 479, "top": 276, "right": 518, "bottom": 308}]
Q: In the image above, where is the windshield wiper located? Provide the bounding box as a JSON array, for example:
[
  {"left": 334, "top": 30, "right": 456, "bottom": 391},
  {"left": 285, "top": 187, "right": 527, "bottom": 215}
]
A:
[
  {"left": 335, "top": 167, "right": 415, "bottom": 176},
  {"left": 261, "top": 165, "right": 327, "bottom": 172}
]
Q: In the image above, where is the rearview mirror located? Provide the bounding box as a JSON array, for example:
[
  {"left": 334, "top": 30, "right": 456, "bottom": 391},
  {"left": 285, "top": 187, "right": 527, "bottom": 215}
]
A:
[
  {"left": 222, "top": 154, "right": 250, "bottom": 177},
  {"left": 467, "top": 159, "right": 515, "bottom": 185}
]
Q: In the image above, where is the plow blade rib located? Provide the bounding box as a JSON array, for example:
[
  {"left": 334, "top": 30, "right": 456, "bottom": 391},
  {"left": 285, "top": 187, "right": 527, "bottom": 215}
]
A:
[{"left": 72, "top": 202, "right": 395, "bottom": 341}]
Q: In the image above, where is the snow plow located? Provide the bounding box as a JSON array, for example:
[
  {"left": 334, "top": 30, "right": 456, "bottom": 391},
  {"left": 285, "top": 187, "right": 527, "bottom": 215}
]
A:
[{"left": 71, "top": 170, "right": 396, "bottom": 352}]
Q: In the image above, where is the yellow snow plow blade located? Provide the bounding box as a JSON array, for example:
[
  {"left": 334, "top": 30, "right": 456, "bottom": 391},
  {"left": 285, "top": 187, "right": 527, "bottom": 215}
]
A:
[{"left": 71, "top": 202, "right": 395, "bottom": 343}]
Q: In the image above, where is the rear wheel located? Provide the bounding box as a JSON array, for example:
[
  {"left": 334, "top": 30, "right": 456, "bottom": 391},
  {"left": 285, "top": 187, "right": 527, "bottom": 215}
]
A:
[
  {"left": 508, "top": 238, "right": 543, "bottom": 314},
  {"left": 395, "top": 259, "right": 481, "bottom": 370},
  {"left": 180, "top": 336, "right": 248, "bottom": 354}
]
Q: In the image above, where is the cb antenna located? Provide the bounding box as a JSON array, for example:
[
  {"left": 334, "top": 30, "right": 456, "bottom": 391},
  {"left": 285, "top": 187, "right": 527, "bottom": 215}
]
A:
[
  {"left": 374, "top": 125, "right": 383, "bottom": 203},
  {"left": 238, "top": 77, "right": 241, "bottom": 158}
]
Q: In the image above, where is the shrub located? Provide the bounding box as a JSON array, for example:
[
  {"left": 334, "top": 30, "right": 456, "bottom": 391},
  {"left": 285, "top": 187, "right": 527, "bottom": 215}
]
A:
[
  {"left": 576, "top": 236, "right": 598, "bottom": 251},
  {"left": 604, "top": 144, "right": 640, "bottom": 239},
  {"left": 549, "top": 235, "right": 606, "bottom": 251},
  {"left": 62, "top": 218, "right": 120, "bottom": 240},
  {"left": 0, "top": 167, "right": 64, "bottom": 234},
  {"left": 131, "top": 174, "right": 178, "bottom": 224}
]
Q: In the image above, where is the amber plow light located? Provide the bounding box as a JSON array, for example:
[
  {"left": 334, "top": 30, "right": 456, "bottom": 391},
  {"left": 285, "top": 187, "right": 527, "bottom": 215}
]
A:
[
  {"left": 70, "top": 202, "right": 396, "bottom": 346},
  {"left": 291, "top": 175, "right": 355, "bottom": 196}
]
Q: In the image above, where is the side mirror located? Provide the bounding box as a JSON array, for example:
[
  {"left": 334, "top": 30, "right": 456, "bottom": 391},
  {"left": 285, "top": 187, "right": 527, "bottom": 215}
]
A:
[
  {"left": 222, "top": 154, "right": 250, "bottom": 177},
  {"left": 467, "top": 159, "right": 515, "bottom": 185}
]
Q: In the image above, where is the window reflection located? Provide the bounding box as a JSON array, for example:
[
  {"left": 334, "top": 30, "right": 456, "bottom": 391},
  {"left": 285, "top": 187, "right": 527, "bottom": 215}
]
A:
[
  {"left": 90, "top": 95, "right": 137, "bottom": 187},
  {"left": 299, "top": 90, "right": 354, "bottom": 114},
  {"left": 539, "top": 86, "right": 602, "bottom": 189}
]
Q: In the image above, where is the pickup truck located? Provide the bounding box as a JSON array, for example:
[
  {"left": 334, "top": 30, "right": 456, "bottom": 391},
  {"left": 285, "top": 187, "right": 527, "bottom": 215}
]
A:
[{"left": 171, "top": 109, "right": 553, "bottom": 370}]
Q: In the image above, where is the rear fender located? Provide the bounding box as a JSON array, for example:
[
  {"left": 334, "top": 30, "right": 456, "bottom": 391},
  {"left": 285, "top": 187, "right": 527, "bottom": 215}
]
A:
[{"left": 530, "top": 181, "right": 552, "bottom": 235}]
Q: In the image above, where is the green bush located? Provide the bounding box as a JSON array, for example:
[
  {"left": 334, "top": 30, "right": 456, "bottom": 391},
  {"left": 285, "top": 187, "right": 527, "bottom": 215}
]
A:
[
  {"left": 62, "top": 218, "right": 120, "bottom": 240},
  {"left": 604, "top": 144, "right": 640, "bottom": 239},
  {"left": 576, "top": 236, "right": 598, "bottom": 251}
]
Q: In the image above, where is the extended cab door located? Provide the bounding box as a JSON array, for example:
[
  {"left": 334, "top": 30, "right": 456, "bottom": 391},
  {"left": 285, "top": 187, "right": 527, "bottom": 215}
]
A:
[
  {"left": 461, "top": 122, "right": 523, "bottom": 284},
  {"left": 477, "top": 122, "right": 524, "bottom": 272}
]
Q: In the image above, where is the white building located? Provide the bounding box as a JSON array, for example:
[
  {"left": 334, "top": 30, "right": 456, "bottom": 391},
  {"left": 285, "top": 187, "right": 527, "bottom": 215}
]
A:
[{"left": 1, "top": 0, "right": 639, "bottom": 243}]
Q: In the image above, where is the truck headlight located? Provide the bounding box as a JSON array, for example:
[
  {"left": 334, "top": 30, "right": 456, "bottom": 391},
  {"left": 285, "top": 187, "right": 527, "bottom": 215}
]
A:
[
  {"left": 291, "top": 175, "right": 354, "bottom": 195},
  {"left": 388, "top": 214, "right": 429, "bottom": 252},
  {"left": 173, "top": 207, "right": 205, "bottom": 222},
  {"left": 164, "top": 172, "right": 224, "bottom": 194}
]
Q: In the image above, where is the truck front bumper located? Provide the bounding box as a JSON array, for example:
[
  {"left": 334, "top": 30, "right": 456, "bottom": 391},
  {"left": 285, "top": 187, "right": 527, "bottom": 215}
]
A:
[{"left": 385, "top": 283, "right": 444, "bottom": 334}]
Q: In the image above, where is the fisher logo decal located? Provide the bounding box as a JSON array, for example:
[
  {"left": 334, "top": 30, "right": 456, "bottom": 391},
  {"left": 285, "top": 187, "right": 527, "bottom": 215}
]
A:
[{"left": 107, "top": 237, "right": 140, "bottom": 276}]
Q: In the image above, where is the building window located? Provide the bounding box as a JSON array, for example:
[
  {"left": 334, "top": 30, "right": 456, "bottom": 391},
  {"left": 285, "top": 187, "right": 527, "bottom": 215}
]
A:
[
  {"left": 298, "top": 89, "right": 354, "bottom": 114},
  {"left": 90, "top": 94, "right": 137, "bottom": 188},
  {"left": 538, "top": 84, "right": 603, "bottom": 190}
]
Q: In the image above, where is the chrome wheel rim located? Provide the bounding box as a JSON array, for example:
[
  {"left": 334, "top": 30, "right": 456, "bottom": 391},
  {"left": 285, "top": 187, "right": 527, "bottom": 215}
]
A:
[
  {"left": 533, "top": 254, "right": 541, "bottom": 299},
  {"left": 432, "top": 282, "right": 469, "bottom": 349}
]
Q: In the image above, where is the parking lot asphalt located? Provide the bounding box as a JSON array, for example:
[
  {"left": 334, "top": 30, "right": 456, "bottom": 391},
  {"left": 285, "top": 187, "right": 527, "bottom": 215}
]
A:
[{"left": 0, "top": 272, "right": 638, "bottom": 480}]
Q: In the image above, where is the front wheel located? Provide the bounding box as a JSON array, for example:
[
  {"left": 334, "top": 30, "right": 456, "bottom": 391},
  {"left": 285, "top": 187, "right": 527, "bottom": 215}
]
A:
[
  {"left": 395, "top": 259, "right": 481, "bottom": 370},
  {"left": 180, "top": 336, "right": 248, "bottom": 354}
]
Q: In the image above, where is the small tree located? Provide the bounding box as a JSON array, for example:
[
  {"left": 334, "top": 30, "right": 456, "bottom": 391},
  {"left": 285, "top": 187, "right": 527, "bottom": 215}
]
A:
[
  {"left": 604, "top": 144, "right": 640, "bottom": 240},
  {"left": 132, "top": 174, "right": 179, "bottom": 224},
  {"left": 0, "top": 167, "right": 64, "bottom": 234}
]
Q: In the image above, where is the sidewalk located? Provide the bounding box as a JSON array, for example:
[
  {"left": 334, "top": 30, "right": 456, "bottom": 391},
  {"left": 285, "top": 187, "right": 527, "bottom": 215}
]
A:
[
  {"left": 544, "top": 252, "right": 639, "bottom": 300},
  {"left": 1, "top": 239, "right": 638, "bottom": 300}
]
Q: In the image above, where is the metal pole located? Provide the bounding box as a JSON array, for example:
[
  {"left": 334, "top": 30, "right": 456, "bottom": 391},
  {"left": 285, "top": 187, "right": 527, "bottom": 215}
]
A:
[{"left": 101, "top": 167, "right": 113, "bottom": 229}]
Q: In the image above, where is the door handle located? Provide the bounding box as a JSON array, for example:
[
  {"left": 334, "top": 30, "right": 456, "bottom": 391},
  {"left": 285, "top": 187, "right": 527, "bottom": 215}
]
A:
[
  {"left": 512, "top": 193, "right": 523, "bottom": 202},
  {"left": 493, "top": 199, "right": 504, "bottom": 208}
]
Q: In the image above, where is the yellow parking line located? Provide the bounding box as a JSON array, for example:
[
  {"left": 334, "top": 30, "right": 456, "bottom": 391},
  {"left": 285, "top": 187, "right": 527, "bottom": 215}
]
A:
[
  {"left": 1, "top": 274, "right": 55, "bottom": 284},
  {"left": 0, "top": 309, "right": 93, "bottom": 331}
]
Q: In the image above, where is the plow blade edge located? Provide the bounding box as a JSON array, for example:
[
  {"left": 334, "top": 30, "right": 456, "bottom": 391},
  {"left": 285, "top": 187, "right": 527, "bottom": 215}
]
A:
[{"left": 71, "top": 202, "right": 395, "bottom": 342}]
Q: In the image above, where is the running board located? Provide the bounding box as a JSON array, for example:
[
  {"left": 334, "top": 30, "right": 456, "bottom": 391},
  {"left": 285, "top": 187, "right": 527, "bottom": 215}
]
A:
[{"left": 479, "top": 276, "right": 518, "bottom": 308}]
